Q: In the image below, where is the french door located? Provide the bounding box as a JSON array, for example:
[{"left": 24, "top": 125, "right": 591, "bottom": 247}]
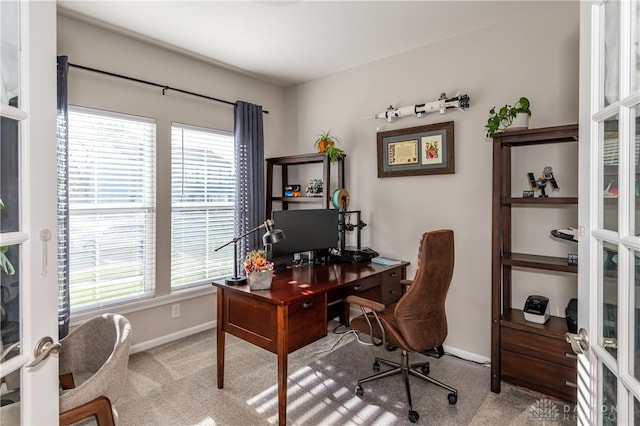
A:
[
  {"left": 0, "top": 1, "right": 59, "bottom": 424},
  {"left": 575, "top": 0, "right": 640, "bottom": 424}
]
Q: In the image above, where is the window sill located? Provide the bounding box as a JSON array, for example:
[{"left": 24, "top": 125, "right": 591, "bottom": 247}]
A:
[{"left": 69, "top": 284, "right": 217, "bottom": 327}]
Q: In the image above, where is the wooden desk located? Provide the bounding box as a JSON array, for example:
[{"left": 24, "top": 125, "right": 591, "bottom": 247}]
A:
[{"left": 212, "top": 261, "right": 408, "bottom": 426}]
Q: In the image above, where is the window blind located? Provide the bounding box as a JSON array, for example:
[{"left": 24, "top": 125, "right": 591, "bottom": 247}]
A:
[
  {"left": 171, "top": 123, "right": 235, "bottom": 288},
  {"left": 68, "top": 107, "right": 156, "bottom": 311}
]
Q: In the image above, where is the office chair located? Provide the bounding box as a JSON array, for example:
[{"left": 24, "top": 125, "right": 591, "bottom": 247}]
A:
[
  {"left": 347, "top": 229, "right": 457, "bottom": 423},
  {"left": 59, "top": 313, "right": 132, "bottom": 426}
]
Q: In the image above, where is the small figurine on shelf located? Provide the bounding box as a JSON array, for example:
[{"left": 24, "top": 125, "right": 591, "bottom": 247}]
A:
[
  {"left": 527, "top": 166, "right": 559, "bottom": 198},
  {"left": 305, "top": 179, "right": 323, "bottom": 197}
]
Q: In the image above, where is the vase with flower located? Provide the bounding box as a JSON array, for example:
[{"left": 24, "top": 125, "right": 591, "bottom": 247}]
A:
[{"left": 244, "top": 249, "right": 274, "bottom": 290}]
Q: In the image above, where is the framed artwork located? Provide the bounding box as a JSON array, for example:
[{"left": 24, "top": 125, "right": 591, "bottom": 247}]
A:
[{"left": 377, "top": 121, "right": 454, "bottom": 178}]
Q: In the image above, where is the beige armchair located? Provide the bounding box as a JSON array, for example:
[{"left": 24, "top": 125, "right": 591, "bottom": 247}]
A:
[{"left": 59, "top": 313, "right": 132, "bottom": 425}]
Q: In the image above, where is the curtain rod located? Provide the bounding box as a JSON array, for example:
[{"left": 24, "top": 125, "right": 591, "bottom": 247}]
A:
[{"left": 68, "top": 62, "right": 269, "bottom": 114}]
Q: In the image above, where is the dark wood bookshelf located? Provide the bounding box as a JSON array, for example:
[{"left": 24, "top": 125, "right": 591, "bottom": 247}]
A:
[{"left": 491, "top": 124, "right": 578, "bottom": 404}]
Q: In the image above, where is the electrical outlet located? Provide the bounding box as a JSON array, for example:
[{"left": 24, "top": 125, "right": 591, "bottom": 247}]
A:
[{"left": 171, "top": 303, "right": 180, "bottom": 318}]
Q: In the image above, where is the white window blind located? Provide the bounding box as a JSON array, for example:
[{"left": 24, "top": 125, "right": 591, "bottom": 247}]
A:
[
  {"left": 171, "top": 123, "right": 235, "bottom": 288},
  {"left": 68, "top": 107, "right": 156, "bottom": 311}
]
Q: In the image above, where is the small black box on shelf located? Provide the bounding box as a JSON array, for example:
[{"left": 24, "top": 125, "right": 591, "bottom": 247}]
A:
[{"left": 523, "top": 190, "right": 535, "bottom": 198}]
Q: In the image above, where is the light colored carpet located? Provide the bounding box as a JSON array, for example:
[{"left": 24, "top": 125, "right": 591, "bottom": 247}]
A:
[{"left": 115, "top": 323, "right": 576, "bottom": 425}]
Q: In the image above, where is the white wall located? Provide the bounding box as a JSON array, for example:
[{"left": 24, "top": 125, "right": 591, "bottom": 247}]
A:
[
  {"left": 280, "top": 2, "right": 580, "bottom": 358},
  {"left": 57, "top": 11, "right": 286, "bottom": 348}
]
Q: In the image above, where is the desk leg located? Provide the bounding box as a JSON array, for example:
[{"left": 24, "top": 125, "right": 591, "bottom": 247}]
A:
[
  {"left": 276, "top": 306, "right": 288, "bottom": 426},
  {"left": 216, "top": 288, "right": 225, "bottom": 389}
]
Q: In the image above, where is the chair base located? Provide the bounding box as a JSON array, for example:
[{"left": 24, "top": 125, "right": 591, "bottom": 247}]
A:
[{"left": 355, "top": 348, "right": 458, "bottom": 423}]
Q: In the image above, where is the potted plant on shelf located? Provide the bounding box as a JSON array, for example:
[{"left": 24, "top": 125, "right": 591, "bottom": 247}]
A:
[
  {"left": 314, "top": 130, "right": 345, "bottom": 162},
  {"left": 485, "top": 97, "right": 531, "bottom": 137}
]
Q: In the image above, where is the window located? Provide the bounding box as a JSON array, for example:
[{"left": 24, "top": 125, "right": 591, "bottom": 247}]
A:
[
  {"left": 171, "top": 123, "right": 235, "bottom": 288},
  {"left": 68, "top": 107, "right": 156, "bottom": 311}
]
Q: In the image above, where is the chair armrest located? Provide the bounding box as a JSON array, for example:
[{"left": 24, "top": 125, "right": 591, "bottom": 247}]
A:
[
  {"left": 346, "top": 295, "right": 385, "bottom": 312},
  {"left": 400, "top": 279, "right": 412, "bottom": 294}
]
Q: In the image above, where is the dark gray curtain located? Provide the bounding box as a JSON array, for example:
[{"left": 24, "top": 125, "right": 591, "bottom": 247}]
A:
[
  {"left": 57, "top": 56, "right": 70, "bottom": 338},
  {"left": 234, "top": 101, "right": 265, "bottom": 259}
]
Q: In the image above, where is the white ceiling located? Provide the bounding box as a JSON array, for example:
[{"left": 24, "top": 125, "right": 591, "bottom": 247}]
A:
[{"left": 57, "top": 1, "right": 552, "bottom": 87}]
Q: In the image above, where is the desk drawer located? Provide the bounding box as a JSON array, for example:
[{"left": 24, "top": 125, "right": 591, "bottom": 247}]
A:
[
  {"left": 288, "top": 294, "right": 327, "bottom": 352},
  {"left": 380, "top": 268, "right": 402, "bottom": 305},
  {"left": 328, "top": 274, "right": 382, "bottom": 303}
]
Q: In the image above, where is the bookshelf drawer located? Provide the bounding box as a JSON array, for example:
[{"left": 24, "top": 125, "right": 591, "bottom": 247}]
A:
[
  {"left": 501, "top": 326, "right": 577, "bottom": 368},
  {"left": 501, "top": 349, "right": 577, "bottom": 403}
]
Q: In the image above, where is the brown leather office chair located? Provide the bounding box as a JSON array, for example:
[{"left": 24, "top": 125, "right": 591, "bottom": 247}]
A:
[{"left": 347, "top": 229, "right": 457, "bottom": 424}]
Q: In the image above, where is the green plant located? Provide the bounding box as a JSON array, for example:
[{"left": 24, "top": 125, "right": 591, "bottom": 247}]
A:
[
  {"left": 485, "top": 97, "right": 531, "bottom": 137},
  {"left": 324, "top": 143, "right": 345, "bottom": 162},
  {"left": 0, "top": 198, "right": 15, "bottom": 276},
  {"left": 314, "top": 130, "right": 340, "bottom": 151}
]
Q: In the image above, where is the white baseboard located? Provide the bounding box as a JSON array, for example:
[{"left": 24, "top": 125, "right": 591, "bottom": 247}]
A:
[
  {"left": 129, "top": 320, "right": 216, "bottom": 354},
  {"left": 443, "top": 344, "right": 490, "bottom": 365}
]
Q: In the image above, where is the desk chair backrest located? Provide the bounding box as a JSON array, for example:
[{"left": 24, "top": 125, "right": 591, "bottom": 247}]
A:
[{"left": 394, "top": 229, "right": 454, "bottom": 352}]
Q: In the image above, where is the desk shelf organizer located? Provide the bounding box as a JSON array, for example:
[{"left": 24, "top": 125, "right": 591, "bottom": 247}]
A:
[{"left": 490, "top": 124, "right": 578, "bottom": 403}]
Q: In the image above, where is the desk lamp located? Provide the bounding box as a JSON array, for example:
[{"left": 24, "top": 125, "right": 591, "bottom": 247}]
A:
[{"left": 214, "top": 219, "right": 285, "bottom": 285}]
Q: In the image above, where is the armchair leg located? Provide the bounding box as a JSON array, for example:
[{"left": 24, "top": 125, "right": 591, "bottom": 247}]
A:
[{"left": 60, "top": 396, "right": 115, "bottom": 426}]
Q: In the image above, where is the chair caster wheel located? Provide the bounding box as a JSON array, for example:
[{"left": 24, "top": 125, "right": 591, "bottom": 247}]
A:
[
  {"left": 421, "top": 365, "right": 430, "bottom": 376},
  {"left": 448, "top": 393, "right": 458, "bottom": 404},
  {"left": 408, "top": 410, "right": 419, "bottom": 423},
  {"left": 372, "top": 361, "right": 380, "bottom": 372},
  {"left": 355, "top": 385, "right": 363, "bottom": 397}
]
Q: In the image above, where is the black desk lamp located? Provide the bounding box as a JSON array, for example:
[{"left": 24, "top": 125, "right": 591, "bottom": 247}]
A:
[{"left": 214, "top": 219, "right": 285, "bottom": 285}]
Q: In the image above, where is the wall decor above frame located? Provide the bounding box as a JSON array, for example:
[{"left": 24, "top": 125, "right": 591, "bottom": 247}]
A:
[{"left": 377, "top": 121, "right": 454, "bottom": 178}]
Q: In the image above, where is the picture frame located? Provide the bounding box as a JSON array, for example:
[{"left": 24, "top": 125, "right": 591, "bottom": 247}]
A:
[{"left": 377, "top": 121, "right": 454, "bottom": 178}]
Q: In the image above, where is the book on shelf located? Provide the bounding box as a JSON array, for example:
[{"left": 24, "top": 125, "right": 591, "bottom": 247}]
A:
[{"left": 371, "top": 256, "right": 401, "bottom": 266}]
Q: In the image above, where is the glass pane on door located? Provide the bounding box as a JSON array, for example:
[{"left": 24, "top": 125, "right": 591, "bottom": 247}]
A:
[
  {"left": 602, "top": 242, "right": 618, "bottom": 360},
  {"left": 633, "top": 1, "right": 639, "bottom": 93},
  {"left": 602, "top": 363, "right": 618, "bottom": 425},
  {"left": 634, "top": 250, "right": 640, "bottom": 382},
  {"left": 604, "top": 0, "right": 620, "bottom": 107},
  {"left": 0, "top": 0, "right": 20, "bottom": 108},
  {"left": 634, "top": 106, "right": 640, "bottom": 235},
  {"left": 603, "top": 117, "right": 620, "bottom": 232}
]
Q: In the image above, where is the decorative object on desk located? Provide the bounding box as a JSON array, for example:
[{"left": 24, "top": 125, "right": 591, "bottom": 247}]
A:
[
  {"left": 305, "top": 178, "right": 323, "bottom": 197},
  {"left": 284, "top": 184, "right": 301, "bottom": 197},
  {"left": 377, "top": 121, "right": 454, "bottom": 178},
  {"left": 522, "top": 190, "right": 535, "bottom": 198},
  {"left": 523, "top": 295, "right": 550, "bottom": 324},
  {"left": 366, "top": 92, "right": 469, "bottom": 122},
  {"left": 527, "top": 166, "right": 559, "bottom": 197},
  {"left": 244, "top": 250, "right": 274, "bottom": 290},
  {"left": 213, "top": 219, "right": 285, "bottom": 285},
  {"left": 485, "top": 96, "right": 531, "bottom": 137},
  {"left": 567, "top": 253, "right": 578, "bottom": 266}
]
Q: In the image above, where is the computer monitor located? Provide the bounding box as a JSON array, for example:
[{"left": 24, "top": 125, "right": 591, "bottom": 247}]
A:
[{"left": 270, "top": 209, "right": 339, "bottom": 265}]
